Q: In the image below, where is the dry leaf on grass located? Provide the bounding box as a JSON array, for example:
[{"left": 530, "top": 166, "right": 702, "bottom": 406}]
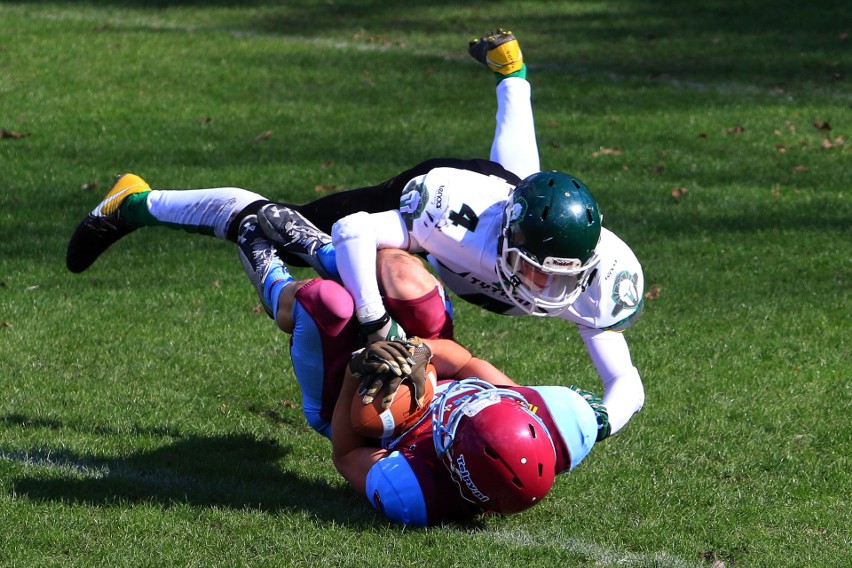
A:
[
  {"left": 314, "top": 184, "right": 339, "bottom": 193},
  {"left": 1, "top": 128, "right": 30, "bottom": 139},
  {"left": 592, "top": 147, "right": 623, "bottom": 157},
  {"left": 821, "top": 136, "right": 845, "bottom": 149},
  {"left": 644, "top": 286, "right": 661, "bottom": 300}
]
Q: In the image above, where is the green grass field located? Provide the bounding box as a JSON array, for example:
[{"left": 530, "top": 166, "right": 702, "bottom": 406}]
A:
[{"left": 1, "top": 1, "right": 849, "bottom": 566}]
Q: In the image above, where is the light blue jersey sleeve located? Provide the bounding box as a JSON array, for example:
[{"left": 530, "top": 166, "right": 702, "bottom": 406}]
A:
[{"left": 529, "top": 386, "right": 598, "bottom": 470}]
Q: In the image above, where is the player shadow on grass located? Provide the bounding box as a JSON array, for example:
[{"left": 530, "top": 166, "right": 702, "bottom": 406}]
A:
[{"left": 1, "top": 413, "right": 418, "bottom": 528}]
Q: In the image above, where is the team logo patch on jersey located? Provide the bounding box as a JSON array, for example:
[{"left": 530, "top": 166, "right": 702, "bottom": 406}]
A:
[
  {"left": 611, "top": 271, "right": 640, "bottom": 317},
  {"left": 400, "top": 181, "right": 428, "bottom": 230}
]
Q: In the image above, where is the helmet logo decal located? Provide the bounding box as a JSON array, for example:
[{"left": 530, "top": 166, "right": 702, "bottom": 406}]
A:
[
  {"left": 542, "top": 257, "right": 582, "bottom": 270},
  {"left": 455, "top": 454, "right": 489, "bottom": 502},
  {"left": 611, "top": 271, "right": 640, "bottom": 317},
  {"left": 508, "top": 197, "right": 527, "bottom": 225}
]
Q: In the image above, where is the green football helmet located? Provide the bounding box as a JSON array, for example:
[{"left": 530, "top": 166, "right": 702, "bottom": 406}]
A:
[{"left": 496, "top": 171, "right": 603, "bottom": 316}]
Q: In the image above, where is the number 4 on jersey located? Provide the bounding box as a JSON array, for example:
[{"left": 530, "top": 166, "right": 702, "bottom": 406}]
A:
[{"left": 448, "top": 203, "right": 479, "bottom": 232}]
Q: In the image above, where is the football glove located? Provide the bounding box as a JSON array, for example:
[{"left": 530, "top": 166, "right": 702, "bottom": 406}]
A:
[
  {"left": 570, "top": 385, "right": 611, "bottom": 442},
  {"left": 357, "top": 338, "right": 432, "bottom": 410},
  {"left": 349, "top": 340, "right": 412, "bottom": 384}
]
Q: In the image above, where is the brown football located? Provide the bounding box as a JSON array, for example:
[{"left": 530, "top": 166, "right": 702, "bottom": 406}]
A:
[{"left": 350, "top": 364, "right": 437, "bottom": 438}]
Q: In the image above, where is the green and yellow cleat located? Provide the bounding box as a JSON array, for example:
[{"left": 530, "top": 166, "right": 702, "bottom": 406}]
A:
[
  {"left": 468, "top": 28, "right": 524, "bottom": 76},
  {"left": 66, "top": 173, "right": 151, "bottom": 273}
]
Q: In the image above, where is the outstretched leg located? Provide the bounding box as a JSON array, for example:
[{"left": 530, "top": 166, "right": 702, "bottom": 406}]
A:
[
  {"left": 66, "top": 173, "right": 268, "bottom": 273},
  {"left": 235, "top": 214, "right": 358, "bottom": 438},
  {"left": 468, "top": 29, "right": 541, "bottom": 179},
  {"left": 491, "top": 78, "right": 540, "bottom": 179}
]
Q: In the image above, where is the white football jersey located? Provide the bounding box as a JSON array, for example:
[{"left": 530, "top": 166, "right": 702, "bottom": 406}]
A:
[{"left": 400, "top": 167, "right": 644, "bottom": 331}]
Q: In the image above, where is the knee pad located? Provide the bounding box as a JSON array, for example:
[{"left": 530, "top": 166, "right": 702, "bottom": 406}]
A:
[{"left": 295, "top": 279, "right": 356, "bottom": 337}]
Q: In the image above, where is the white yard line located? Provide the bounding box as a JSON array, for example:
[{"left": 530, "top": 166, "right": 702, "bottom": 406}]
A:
[
  {"left": 0, "top": 448, "right": 234, "bottom": 496},
  {"left": 1, "top": 448, "right": 108, "bottom": 478},
  {"left": 491, "top": 526, "right": 702, "bottom": 568}
]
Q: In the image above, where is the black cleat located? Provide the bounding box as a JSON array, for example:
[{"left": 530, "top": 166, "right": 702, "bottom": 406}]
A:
[{"left": 66, "top": 173, "right": 151, "bottom": 273}]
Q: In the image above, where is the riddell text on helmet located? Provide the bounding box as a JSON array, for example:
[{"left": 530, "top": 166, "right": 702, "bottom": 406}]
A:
[{"left": 455, "top": 454, "right": 489, "bottom": 502}]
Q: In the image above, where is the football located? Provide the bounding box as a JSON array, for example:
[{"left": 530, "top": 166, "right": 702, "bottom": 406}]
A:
[{"left": 351, "top": 364, "right": 437, "bottom": 438}]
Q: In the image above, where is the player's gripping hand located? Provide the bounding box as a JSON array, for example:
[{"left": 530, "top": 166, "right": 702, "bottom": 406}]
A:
[
  {"left": 356, "top": 338, "right": 433, "bottom": 410},
  {"left": 399, "top": 337, "right": 432, "bottom": 409},
  {"left": 350, "top": 341, "right": 412, "bottom": 404}
]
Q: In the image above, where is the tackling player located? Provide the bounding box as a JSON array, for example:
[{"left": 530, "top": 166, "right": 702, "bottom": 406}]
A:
[
  {"left": 66, "top": 30, "right": 645, "bottom": 437},
  {"left": 260, "top": 30, "right": 645, "bottom": 437}
]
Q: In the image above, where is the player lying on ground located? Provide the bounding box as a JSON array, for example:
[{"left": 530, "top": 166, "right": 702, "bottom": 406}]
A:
[
  {"left": 66, "top": 30, "right": 644, "bottom": 437},
  {"left": 234, "top": 213, "right": 610, "bottom": 525}
]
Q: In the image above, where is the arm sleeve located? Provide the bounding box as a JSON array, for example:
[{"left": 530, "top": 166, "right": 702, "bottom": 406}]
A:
[
  {"left": 332, "top": 210, "right": 410, "bottom": 323},
  {"left": 577, "top": 326, "right": 645, "bottom": 435}
]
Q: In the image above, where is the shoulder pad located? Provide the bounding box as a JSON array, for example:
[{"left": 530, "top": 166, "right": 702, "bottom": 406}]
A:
[{"left": 567, "top": 229, "right": 644, "bottom": 329}]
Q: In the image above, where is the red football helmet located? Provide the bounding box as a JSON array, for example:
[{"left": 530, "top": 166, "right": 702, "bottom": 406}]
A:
[{"left": 432, "top": 379, "right": 556, "bottom": 514}]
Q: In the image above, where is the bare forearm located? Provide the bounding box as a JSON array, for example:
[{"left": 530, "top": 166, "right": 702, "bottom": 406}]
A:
[
  {"left": 331, "top": 369, "right": 385, "bottom": 494},
  {"left": 423, "top": 338, "right": 519, "bottom": 386}
]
